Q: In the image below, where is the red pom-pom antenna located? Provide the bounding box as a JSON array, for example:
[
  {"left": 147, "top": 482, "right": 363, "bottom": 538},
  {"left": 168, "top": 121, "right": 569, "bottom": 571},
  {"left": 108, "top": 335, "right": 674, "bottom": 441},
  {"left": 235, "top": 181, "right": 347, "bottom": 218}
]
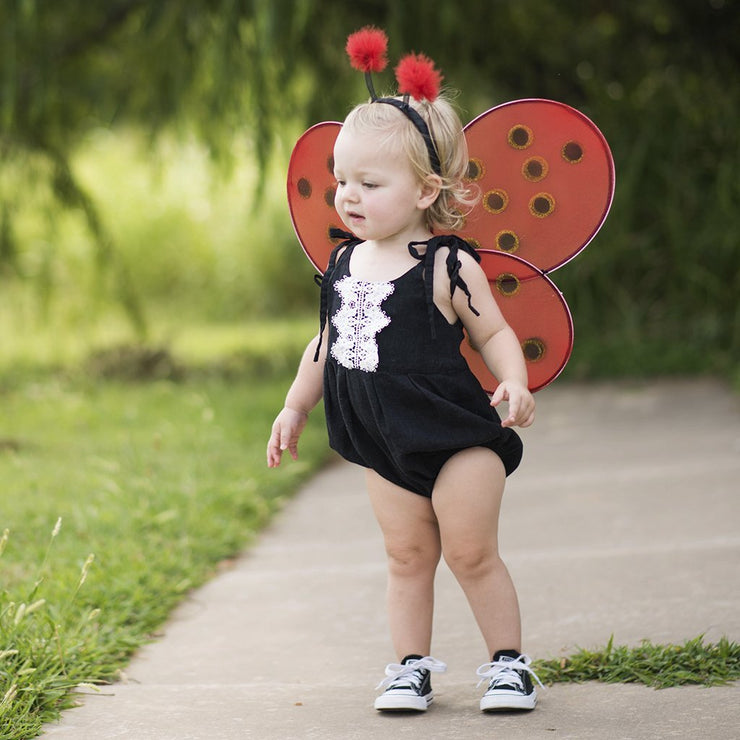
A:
[
  {"left": 395, "top": 53, "right": 442, "bottom": 102},
  {"left": 346, "top": 27, "right": 389, "bottom": 73}
]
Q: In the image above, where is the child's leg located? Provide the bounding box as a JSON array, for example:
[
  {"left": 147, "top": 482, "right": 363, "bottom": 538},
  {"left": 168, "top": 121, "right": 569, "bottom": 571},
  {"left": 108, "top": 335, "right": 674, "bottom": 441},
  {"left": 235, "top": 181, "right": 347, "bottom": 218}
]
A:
[
  {"left": 365, "top": 469, "right": 442, "bottom": 659},
  {"left": 431, "top": 447, "right": 522, "bottom": 656}
]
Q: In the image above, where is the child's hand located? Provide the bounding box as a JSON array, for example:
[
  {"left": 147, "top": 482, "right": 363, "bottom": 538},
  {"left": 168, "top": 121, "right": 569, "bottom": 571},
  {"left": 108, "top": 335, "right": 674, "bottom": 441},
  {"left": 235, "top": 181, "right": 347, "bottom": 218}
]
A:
[
  {"left": 266, "top": 407, "right": 309, "bottom": 467},
  {"left": 490, "top": 380, "right": 535, "bottom": 428}
]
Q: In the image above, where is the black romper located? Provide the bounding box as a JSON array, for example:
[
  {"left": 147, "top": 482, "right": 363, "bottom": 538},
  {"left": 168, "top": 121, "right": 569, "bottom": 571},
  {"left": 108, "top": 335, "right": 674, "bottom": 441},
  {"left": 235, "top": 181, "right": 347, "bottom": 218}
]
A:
[{"left": 316, "top": 231, "right": 523, "bottom": 498}]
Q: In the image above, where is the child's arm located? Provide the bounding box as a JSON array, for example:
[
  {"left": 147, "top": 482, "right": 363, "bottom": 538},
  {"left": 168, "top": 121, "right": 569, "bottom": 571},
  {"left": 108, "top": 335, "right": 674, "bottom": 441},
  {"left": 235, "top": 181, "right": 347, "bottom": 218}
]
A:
[
  {"left": 266, "top": 330, "right": 327, "bottom": 467},
  {"left": 477, "top": 324, "right": 535, "bottom": 428},
  {"left": 438, "top": 250, "right": 535, "bottom": 428}
]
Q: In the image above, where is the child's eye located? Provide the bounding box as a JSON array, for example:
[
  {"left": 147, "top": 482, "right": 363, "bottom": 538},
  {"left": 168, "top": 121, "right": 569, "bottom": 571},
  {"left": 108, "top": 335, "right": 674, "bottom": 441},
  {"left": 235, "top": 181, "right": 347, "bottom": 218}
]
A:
[
  {"left": 363, "top": 182, "right": 378, "bottom": 189},
  {"left": 335, "top": 179, "right": 345, "bottom": 187}
]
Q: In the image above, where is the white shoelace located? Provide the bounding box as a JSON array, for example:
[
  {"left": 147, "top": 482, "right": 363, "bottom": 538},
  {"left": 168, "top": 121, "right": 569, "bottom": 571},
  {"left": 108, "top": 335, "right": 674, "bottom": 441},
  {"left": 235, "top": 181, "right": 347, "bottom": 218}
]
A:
[
  {"left": 476, "top": 654, "right": 544, "bottom": 690},
  {"left": 376, "top": 656, "right": 448, "bottom": 690}
]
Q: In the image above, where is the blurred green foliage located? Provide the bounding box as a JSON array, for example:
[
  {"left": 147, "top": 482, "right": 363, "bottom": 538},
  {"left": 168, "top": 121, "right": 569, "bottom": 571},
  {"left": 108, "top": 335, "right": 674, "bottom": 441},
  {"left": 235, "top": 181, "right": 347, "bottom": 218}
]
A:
[{"left": 0, "top": 0, "right": 738, "bottom": 378}]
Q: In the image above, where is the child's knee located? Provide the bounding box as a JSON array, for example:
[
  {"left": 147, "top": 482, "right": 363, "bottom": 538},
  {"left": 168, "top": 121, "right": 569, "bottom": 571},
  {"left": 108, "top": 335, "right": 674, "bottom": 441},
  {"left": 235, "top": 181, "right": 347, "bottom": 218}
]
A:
[
  {"left": 385, "top": 540, "right": 440, "bottom": 577},
  {"left": 443, "top": 543, "right": 499, "bottom": 580}
]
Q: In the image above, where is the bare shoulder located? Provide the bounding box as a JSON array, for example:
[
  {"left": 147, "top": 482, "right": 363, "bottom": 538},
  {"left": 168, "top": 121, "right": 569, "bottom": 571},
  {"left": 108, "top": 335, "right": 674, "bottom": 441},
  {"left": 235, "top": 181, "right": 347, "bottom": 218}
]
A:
[{"left": 457, "top": 247, "right": 486, "bottom": 276}]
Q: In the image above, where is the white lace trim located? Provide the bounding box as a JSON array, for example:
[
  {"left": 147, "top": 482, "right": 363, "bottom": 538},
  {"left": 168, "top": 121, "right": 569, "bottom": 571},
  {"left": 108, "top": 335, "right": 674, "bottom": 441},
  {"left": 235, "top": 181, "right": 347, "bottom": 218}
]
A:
[{"left": 331, "top": 276, "right": 394, "bottom": 372}]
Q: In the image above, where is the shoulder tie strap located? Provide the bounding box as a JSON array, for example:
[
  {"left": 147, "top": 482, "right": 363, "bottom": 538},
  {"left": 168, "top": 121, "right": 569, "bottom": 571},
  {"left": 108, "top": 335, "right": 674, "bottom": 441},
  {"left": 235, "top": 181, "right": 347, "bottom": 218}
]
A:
[
  {"left": 313, "top": 229, "right": 361, "bottom": 362},
  {"left": 407, "top": 235, "right": 481, "bottom": 339}
]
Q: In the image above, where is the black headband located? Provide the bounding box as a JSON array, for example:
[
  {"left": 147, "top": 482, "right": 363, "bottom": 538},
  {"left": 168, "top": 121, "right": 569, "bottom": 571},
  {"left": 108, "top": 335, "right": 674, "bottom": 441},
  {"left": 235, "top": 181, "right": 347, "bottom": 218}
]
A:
[{"left": 374, "top": 96, "right": 442, "bottom": 176}]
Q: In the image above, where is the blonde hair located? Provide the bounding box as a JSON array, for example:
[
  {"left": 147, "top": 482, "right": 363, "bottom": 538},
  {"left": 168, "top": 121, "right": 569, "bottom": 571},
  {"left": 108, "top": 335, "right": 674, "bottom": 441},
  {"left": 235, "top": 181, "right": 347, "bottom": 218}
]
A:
[{"left": 343, "top": 94, "right": 479, "bottom": 231}]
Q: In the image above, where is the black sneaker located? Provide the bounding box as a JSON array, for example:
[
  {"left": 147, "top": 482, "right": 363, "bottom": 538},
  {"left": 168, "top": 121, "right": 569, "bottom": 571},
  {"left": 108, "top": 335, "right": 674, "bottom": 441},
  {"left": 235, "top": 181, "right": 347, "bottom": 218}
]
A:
[
  {"left": 374, "top": 654, "right": 447, "bottom": 711},
  {"left": 477, "top": 650, "right": 543, "bottom": 712}
]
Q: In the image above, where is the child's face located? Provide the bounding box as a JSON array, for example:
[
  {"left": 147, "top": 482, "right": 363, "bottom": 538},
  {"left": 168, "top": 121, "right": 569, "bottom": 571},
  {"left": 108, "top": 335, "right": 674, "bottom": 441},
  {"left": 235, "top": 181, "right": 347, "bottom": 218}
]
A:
[{"left": 333, "top": 126, "right": 432, "bottom": 245}]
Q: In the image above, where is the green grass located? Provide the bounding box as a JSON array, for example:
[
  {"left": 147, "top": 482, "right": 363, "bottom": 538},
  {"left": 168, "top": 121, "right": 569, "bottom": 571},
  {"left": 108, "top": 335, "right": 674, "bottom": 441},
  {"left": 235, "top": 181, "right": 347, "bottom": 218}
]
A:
[
  {"left": 534, "top": 635, "right": 740, "bottom": 689},
  {"left": 0, "top": 339, "right": 328, "bottom": 739}
]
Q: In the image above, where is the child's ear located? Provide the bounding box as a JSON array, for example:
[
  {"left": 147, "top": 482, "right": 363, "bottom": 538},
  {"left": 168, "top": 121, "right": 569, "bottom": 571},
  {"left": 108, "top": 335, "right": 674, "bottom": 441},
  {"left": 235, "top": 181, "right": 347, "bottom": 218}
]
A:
[{"left": 418, "top": 174, "right": 442, "bottom": 209}]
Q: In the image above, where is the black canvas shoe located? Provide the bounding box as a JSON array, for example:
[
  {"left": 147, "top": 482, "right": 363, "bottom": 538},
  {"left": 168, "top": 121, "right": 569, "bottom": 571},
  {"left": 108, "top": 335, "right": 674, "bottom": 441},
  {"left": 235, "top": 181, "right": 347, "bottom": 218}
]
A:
[
  {"left": 374, "top": 654, "right": 447, "bottom": 711},
  {"left": 477, "top": 650, "right": 543, "bottom": 712}
]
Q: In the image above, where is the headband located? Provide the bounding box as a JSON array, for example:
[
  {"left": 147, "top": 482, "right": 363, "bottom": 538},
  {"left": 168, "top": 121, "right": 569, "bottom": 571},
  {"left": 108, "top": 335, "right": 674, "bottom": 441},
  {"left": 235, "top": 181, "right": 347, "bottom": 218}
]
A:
[{"left": 345, "top": 27, "right": 443, "bottom": 176}]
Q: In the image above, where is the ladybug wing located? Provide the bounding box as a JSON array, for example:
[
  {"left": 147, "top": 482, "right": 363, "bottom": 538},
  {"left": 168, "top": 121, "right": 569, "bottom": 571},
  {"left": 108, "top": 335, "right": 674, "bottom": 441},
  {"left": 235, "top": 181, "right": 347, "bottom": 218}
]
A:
[
  {"left": 460, "top": 98, "right": 615, "bottom": 272},
  {"left": 462, "top": 250, "right": 574, "bottom": 394},
  {"left": 287, "top": 121, "right": 346, "bottom": 273},
  {"left": 458, "top": 99, "right": 613, "bottom": 391}
]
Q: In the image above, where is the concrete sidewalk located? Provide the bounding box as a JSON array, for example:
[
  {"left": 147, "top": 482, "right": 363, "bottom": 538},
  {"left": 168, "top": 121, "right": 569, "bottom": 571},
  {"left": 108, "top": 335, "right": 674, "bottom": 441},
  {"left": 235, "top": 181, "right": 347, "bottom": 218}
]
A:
[{"left": 42, "top": 380, "right": 740, "bottom": 739}]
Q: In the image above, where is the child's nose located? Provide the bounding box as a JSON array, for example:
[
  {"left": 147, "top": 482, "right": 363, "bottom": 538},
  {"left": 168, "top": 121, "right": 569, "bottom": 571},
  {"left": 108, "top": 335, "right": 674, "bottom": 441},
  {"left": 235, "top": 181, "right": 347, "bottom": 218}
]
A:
[{"left": 343, "top": 183, "right": 360, "bottom": 201}]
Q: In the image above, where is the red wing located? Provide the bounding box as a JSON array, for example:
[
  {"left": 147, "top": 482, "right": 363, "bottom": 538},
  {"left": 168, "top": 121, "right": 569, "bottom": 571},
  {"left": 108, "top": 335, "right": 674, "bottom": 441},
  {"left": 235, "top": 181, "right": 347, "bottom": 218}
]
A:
[
  {"left": 461, "top": 251, "right": 573, "bottom": 394},
  {"left": 460, "top": 99, "right": 615, "bottom": 273},
  {"left": 287, "top": 121, "right": 346, "bottom": 272}
]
